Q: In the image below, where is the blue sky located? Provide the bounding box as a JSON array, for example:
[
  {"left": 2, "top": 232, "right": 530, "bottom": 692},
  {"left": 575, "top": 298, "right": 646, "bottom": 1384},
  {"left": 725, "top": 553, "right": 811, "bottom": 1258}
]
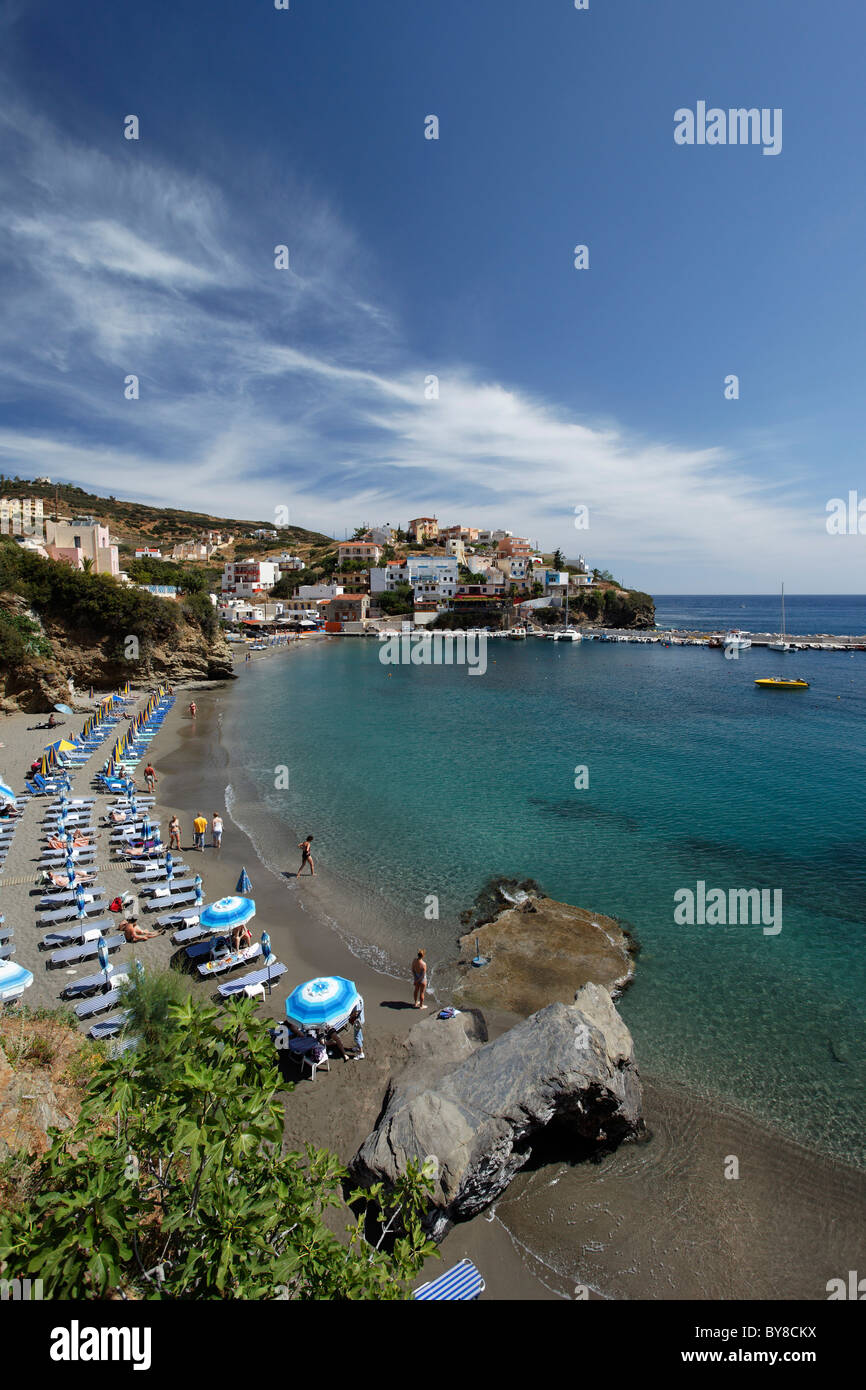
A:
[{"left": 0, "top": 0, "right": 864, "bottom": 590}]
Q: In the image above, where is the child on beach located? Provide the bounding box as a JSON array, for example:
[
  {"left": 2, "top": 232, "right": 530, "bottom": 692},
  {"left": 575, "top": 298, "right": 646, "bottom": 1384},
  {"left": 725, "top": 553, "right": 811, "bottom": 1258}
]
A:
[
  {"left": 212, "top": 813, "right": 223, "bottom": 852},
  {"left": 412, "top": 950, "right": 428, "bottom": 1009},
  {"left": 297, "top": 835, "right": 315, "bottom": 876}
]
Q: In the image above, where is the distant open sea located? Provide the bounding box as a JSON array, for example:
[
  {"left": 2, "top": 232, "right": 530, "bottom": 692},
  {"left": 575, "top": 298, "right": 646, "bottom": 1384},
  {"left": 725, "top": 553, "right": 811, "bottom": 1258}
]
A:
[
  {"left": 654, "top": 593, "right": 866, "bottom": 636},
  {"left": 223, "top": 609, "right": 866, "bottom": 1168}
]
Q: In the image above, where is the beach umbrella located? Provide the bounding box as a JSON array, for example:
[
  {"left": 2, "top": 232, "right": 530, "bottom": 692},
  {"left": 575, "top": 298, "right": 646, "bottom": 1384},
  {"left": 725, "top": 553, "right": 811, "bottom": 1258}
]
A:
[
  {"left": 75, "top": 885, "right": 86, "bottom": 914},
  {"left": 54, "top": 703, "right": 73, "bottom": 714},
  {"left": 198, "top": 895, "right": 255, "bottom": 935},
  {"left": 261, "top": 931, "right": 273, "bottom": 993},
  {"left": 235, "top": 867, "right": 252, "bottom": 894},
  {"left": 0, "top": 960, "right": 34, "bottom": 1004},
  {"left": 194, "top": 874, "right": 203, "bottom": 904},
  {"left": 65, "top": 856, "right": 76, "bottom": 885},
  {"left": 97, "top": 935, "right": 110, "bottom": 989},
  {"left": 0, "top": 777, "right": 16, "bottom": 806},
  {"left": 285, "top": 976, "right": 360, "bottom": 1032}
]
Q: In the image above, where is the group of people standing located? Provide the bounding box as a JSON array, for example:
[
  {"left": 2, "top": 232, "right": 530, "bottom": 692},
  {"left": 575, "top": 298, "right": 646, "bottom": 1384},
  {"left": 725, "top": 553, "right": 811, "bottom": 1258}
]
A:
[{"left": 166, "top": 811, "right": 223, "bottom": 852}]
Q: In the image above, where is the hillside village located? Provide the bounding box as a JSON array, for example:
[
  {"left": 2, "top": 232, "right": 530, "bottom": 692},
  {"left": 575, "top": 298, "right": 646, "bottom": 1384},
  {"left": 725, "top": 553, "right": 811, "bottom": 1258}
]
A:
[{"left": 0, "top": 483, "right": 654, "bottom": 635}]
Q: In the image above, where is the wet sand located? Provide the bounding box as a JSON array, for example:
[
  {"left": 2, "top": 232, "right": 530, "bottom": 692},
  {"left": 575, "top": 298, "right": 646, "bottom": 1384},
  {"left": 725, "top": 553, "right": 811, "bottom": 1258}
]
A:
[{"left": 3, "top": 649, "right": 864, "bottom": 1299}]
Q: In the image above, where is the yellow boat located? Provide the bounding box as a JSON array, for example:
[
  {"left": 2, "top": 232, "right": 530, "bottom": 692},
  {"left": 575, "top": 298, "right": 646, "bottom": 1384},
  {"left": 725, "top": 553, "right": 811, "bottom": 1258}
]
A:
[{"left": 754, "top": 677, "right": 809, "bottom": 689}]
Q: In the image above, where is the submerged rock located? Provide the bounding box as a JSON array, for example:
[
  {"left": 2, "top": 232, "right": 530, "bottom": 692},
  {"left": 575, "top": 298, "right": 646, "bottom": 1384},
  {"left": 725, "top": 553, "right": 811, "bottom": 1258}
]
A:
[
  {"left": 351, "top": 983, "right": 643, "bottom": 1239},
  {"left": 454, "top": 885, "right": 637, "bottom": 1017}
]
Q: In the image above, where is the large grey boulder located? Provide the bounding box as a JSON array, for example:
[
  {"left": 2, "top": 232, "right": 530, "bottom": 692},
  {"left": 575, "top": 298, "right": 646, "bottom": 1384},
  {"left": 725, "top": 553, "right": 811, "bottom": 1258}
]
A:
[{"left": 351, "top": 983, "right": 643, "bottom": 1238}]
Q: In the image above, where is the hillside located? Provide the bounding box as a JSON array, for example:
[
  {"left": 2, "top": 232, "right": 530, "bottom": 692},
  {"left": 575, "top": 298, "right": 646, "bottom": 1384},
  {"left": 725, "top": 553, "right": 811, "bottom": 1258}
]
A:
[
  {"left": 0, "top": 478, "right": 334, "bottom": 564},
  {"left": 0, "top": 538, "right": 234, "bottom": 710}
]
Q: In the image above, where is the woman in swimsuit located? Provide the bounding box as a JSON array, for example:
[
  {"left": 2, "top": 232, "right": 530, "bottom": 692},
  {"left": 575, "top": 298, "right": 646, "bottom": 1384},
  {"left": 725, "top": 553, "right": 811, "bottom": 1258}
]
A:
[
  {"left": 412, "top": 949, "right": 428, "bottom": 1009},
  {"left": 298, "top": 835, "right": 315, "bottom": 876}
]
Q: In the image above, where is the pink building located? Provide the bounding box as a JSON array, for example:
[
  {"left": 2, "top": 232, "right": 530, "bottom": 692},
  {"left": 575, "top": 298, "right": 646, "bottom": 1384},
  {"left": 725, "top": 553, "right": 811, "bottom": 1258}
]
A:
[{"left": 44, "top": 518, "right": 119, "bottom": 576}]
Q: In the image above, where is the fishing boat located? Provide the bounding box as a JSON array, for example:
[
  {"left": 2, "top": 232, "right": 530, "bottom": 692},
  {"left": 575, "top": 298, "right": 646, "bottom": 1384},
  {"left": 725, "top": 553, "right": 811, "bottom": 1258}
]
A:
[
  {"left": 723, "top": 630, "right": 751, "bottom": 651},
  {"left": 768, "top": 584, "right": 796, "bottom": 652},
  {"left": 754, "top": 677, "right": 809, "bottom": 689}
]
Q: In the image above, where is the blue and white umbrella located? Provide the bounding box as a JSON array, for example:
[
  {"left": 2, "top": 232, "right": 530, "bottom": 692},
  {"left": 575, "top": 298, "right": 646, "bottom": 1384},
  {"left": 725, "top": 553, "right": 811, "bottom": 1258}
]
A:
[
  {"left": 75, "top": 884, "right": 86, "bottom": 913},
  {"left": 261, "top": 930, "right": 273, "bottom": 992},
  {"left": 97, "top": 935, "right": 110, "bottom": 988},
  {"left": 198, "top": 895, "right": 255, "bottom": 934},
  {"left": 194, "top": 874, "right": 204, "bottom": 904},
  {"left": 285, "top": 976, "right": 360, "bottom": 1031},
  {"left": 0, "top": 960, "right": 34, "bottom": 1003},
  {"left": 0, "top": 777, "right": 16, "bottom": 806},
  {"left": 65, "top": 856, "right": 76, "bottom": 886},
  {"left": 236, "top": 867, "right": 252, "bottom": 894}
]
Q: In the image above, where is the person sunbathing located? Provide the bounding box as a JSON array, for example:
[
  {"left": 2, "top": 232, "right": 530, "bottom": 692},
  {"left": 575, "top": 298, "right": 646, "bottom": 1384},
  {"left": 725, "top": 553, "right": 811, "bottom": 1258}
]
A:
[
  {"left": 48, "top": 832, "right": 94, "bottom": 850},
  {"left": 47, "top": 869, "right": 96, "bottom": 889},
  {"left": 321, "top": 1025, "right": 351, "bottom": 1062},
  {"left": 120, "top": 918, "right": 157, "bottom": 943}
]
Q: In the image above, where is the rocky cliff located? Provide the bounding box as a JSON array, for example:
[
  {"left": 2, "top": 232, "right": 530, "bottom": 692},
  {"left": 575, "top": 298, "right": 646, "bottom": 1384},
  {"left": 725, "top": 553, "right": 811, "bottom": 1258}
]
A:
[{"left": 0, "top": 591, "right": 234, "bottom": 712}]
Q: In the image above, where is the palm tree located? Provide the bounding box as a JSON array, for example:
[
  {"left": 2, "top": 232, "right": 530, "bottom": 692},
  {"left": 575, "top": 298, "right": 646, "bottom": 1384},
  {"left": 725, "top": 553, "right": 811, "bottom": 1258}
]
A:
[{"left": 81, "top": 556, "right": 94, "bottom": 575}]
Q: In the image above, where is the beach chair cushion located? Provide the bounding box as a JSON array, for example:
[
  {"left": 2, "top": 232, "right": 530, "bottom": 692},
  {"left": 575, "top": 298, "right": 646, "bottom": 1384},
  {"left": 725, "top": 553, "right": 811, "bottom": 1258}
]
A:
[{"left": 413, "top": 1259, "right": 486, "bottom": 1300}]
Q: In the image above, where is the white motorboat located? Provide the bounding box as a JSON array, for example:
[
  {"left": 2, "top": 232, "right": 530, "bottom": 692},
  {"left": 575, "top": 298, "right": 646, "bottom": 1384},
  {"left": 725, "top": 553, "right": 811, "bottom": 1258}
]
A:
[{"left": 723, "top": 630, "right": 752, "bottom": 651}]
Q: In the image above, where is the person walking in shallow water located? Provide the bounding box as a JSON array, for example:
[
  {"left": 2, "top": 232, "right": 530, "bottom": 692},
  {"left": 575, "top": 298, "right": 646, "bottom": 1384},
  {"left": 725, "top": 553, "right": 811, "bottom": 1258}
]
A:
[
  {"left": 412, "top": 949, "right": 428, "bottom": 1009},
  {"left": 297, "top": 835, "right": 315, "bottom": 876}
]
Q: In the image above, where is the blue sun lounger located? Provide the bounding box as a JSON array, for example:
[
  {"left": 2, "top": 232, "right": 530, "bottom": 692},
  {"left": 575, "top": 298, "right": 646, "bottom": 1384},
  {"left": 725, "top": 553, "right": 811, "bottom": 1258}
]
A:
[
  {"left": 140, "top": 877, "right": 196, "bottom": 896},
  {"left": 65, "top": 965, "right": 130, "bottom": 1001},
  {"left": 197, "top": 944, "right": 261, "bottom": 978},
  {"left": 38, "top": 887, "right": 105, "bottom": 908},
  {"left": 50, "top": 934, "right": 124, "bottom": 967},
  {"left": 217, "top": 962, "right": 286, "bottom": 998},
  {"left": 0, "top": 941, "right": 14, "bottom": 960},
  {"left": 38, "top": 898, "right": 107, "bottom": 924},
  {"left": 88, "top": 1012, "right": 132, "bottom": 1040},
  {"left": 161, "top": 911, "right": 204, "bottom": 936},
  {"left": 185, "top": 935, "right": 229, "bottom": 960},
  {"left": 75, "top": 980, "right": 130, "bottom": 1018},
  {"left": 142, "top": 889, "right": 199, "bottom": 913},
  {"left": 41, "top": 919, "right": 114, "bottom": 948},
  {"left": 132, "top": 862, "right": 189, "bottom": 882},
  {"left": 413, "top": 1260, "right": 486, "bottom": 1300}
]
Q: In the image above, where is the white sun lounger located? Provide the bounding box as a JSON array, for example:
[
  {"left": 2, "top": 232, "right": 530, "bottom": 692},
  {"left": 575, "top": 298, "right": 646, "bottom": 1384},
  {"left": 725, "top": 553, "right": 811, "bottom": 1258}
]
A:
[
  {"left": 132, "top": 862, "right": 189, "bottom": 882},
  {"left": 142, "top": 890, "right": 199, "bottom": 913},
  {"left": 140, "top": 877, "right": 196, "bottom": 896},
  {"left": 38, "top": 887, "right": 105, "bottom": 907},
  {"left": 88, "top": 1012, "right": 132, "bottom": 1040}
]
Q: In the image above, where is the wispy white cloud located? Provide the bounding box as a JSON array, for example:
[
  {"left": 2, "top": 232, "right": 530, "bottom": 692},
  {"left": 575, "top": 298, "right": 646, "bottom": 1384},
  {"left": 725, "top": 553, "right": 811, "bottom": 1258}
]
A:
[{"left": 0, "top": 88, "right": 850, "bottom": 589}]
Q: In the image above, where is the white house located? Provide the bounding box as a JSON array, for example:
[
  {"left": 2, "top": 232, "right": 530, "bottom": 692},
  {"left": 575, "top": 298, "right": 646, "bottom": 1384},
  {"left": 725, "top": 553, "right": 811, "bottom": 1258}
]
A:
[
  {"left": 298, "top": 583, "right": 344, "bottom": 600},
  {"left": 221, "top": 559, "right": 279, "bottom": 597}
]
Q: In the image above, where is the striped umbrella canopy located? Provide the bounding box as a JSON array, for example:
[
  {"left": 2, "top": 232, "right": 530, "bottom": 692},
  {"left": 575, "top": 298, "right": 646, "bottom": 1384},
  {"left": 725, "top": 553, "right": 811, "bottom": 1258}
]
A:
[
  {"left": 0, "top": 960, "right": 34, "bottom": 1003},
  {"left": 75, "top": 885, "right": 86, "bottom": 912},
  {"left": 198, "top": 895, "right": 255, "bottom": 933},
  {"left": 0, "top": 777, "right": 16, "bottom": 806},
  {"left": 236, "top": 867, "right": 252, "bottom": 894},
  {"left": 285, "top": 976, "right": 360, "bottom": 1031},
  {"left": 65, "top": 856, "right": 76, "bottom": 884},
  {"left": 97, "top": 936, "right": 110, "bottom": 978},
  {"left": 193, "top": 873, "right": 203, "bottom": 903},
  {"left": 45, "top": 739, "right": 77, "bottom": 755}
]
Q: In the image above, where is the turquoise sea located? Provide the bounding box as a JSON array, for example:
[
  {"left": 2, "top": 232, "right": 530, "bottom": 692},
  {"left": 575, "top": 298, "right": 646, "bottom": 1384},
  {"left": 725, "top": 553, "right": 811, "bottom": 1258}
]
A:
[{"left": 223, "top": 626, "right": 866, "bottom": 1167}]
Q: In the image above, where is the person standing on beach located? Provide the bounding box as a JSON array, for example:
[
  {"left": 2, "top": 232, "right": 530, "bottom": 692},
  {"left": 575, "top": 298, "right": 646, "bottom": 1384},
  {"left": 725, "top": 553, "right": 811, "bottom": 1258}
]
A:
[
  {"left": 297, "top": 835, "right": 315, "bottom": 876},
  {"left": 168, "top": 816, "right": 181, "bottom": 851},
  {"left": 193, "top": 813, "right": 208, "bottom": 851},
  {"left": 412, "top": 950, "right": 428, "bottom": 1009},
  {"left": 143, "top": 762, "right": 156, "bottom": 793},
  {"left": 212, "top": 812, "right": 223, "bottom": 852},
  {"left": 189, "top": 701, "right": 197, "bottom": 718},
  {"left": 349, "top": 998, "right": 365, "bottom": 1059}
]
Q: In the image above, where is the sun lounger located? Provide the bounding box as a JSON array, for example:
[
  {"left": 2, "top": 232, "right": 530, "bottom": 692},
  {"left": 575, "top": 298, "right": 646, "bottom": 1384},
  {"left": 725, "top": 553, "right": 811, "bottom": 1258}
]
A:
[
  {"left": 75, "top": 978, "right": 130, "bottom": 1017},
  {"left": 38, "top": 887, "right": 105, "bottom": 907},
  {"left": 142, "top": 889, "right": 199, "bottom": 913},
  {"left": 217, "top": 961, "right": 286, "bottom": 998},
  {"left": 64, "top": 965, "right": 128, "bottom": 1000},
  {"left": 140, "top": 877, "right": 196, "bottom": 896},
  {"left": 88, "top": 1012, "right": 132, "bottom": 1040},
  {"left": 0, "top": 927, "right": 12, "bottom": 944},
  {"left": 38, "top": 898, "right": 107, "bottom": 924},
  {"left": 197, "top": 943, "right": 261, "bottom": 978},
  {"left": 132, "top": 863, "right": 189, "bottom": 882},
  {"left": 413, "top": 1259, "right": 486, "bottom": 1300},
  {"left": 169, "top": 919, "right": 206, "bottom": 943},
  {"left": 50, "top": 934, "right": 124, "bottom": 967},
  {"left": 41, "top": 919, "right": 114, "bottom": 947},
  {"left": 184, "top": 935, "right": 229, "bottom": 960},
  {"left": 48, "top": 797, "right": 95, "bottom": 807},
  {"left": 0, "top": 942, "right": 14, "bottom": 960}
]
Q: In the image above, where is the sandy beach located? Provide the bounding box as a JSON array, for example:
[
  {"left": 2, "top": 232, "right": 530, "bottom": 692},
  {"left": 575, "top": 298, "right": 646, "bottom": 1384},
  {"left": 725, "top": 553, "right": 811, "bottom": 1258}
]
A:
[{"left": 2, "top": 644, "right": 865, "bottom": 1300}]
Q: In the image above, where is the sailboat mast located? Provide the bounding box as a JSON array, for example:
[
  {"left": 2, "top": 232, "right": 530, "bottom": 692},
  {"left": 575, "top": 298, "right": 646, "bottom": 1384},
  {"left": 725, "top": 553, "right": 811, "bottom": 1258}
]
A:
[{"left": 781, "top": 583, "right": 785, "bottom": 640}]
